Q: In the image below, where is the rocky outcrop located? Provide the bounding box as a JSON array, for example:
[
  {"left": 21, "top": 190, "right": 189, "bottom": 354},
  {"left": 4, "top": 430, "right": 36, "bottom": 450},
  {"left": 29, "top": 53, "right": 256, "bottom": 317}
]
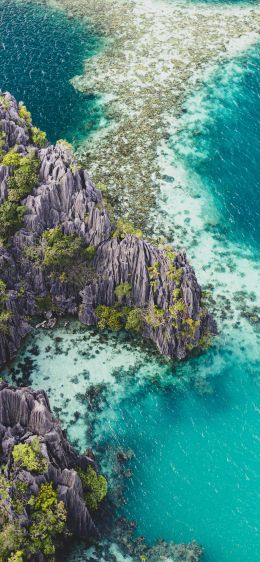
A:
[
  {"left": 0, "top": 381, "right": 99, "bottom": 547},
  {"left": 0, "top": 92, "right": 216, "bottom": 366}
]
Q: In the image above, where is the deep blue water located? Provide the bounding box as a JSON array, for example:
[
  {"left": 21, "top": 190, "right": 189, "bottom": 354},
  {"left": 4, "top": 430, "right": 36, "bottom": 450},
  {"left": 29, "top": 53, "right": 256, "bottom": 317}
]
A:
[{"left": 0, "top": 0, "right": 103, "bottom": 145}]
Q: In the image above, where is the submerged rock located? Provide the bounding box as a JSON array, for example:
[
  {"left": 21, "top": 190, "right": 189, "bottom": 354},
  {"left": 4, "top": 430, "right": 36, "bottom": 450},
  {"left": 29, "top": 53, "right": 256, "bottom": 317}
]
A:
[{"left": 0, "top": 93, "right": 216, "bottom": 366}]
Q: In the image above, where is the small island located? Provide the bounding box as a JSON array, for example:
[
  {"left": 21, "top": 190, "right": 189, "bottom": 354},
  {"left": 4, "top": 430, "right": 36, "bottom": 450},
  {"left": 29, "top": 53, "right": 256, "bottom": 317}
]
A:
[{"left": 0, "top": 92, "right": 216, "bottom": 369}]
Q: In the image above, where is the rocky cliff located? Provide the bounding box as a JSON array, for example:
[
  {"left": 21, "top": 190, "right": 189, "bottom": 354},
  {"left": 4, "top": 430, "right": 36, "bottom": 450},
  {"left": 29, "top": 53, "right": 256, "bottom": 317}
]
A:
[
  {"left": 0, "top": 381, "right": 105, "bottom": 561},
  {"left": 0, "top": 92, "right": 216, "bottom": 367}
]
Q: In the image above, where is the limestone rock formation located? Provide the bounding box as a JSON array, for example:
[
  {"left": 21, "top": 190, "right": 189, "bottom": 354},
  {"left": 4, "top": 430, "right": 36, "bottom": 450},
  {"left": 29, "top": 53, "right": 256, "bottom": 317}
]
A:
[
  {"left": 0, "top": 381, "right": 100, "bottom": 562},
  {"left": 0, "top": 92, "right": 216, "bottom": 367}
]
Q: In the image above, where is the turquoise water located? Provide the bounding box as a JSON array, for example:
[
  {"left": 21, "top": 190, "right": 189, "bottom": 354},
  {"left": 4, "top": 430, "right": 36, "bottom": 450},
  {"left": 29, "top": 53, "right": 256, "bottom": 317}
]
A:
[
  {"left": 103, "top": 353, "right": 260, "bottom": 562},
  {"left": 0, "top": 0, "right": 103, "bottom": 145},
  {"left": 1, "top": 1, "right": 260, "bottom": 561},
  {"left": 170, "top": 45, "right": 260, "bottom": 250}
]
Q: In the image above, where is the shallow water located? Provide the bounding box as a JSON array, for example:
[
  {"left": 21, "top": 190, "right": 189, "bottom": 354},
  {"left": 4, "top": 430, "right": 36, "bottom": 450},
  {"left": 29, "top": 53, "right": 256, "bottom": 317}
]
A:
[
  {"left": 1, "top": 0, "right": 260, "bottom": 561},
  {"left": 0, "top": 0, "right": 104, "bottom": 145},
  {"left": 166, "top": 44, "right": 260, "bottom": 250}
]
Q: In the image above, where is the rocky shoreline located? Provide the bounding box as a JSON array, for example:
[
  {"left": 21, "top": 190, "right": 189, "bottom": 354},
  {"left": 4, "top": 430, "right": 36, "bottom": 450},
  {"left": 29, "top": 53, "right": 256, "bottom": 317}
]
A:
[
  {"left": 0, "top": 381, "right": 105, "bottom": 560},
  {"left": 0, "top": 92, "right": 216, "bottom": 367}
]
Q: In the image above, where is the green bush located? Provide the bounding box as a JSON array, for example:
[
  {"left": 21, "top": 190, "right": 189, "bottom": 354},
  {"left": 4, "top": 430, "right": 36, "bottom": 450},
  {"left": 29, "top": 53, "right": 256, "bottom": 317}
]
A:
[
  {"left": 163, "top": 245, "right": 177, "bottom": 262},
  {"left": 18, "top": 103, "right": 31, "bottom": 126},
  {"left": 0, "top": 201, "right": 26, "bottom": 241},
  {"left": 0, "top": 310, "right": 12, "bottom": 335},
  {"left": 167, "top": 265, "right": 183, "bottom": 285},
  {"left": 114, "top": 282, "right": 132, "bottom": 302},
  {"left": 144, "top": 306, "right": 164, "bottom": 329},
  {"left": 84, "top": 245, "right": 96, "bottom": 261},
  {"left": 12, "top": 437, "right": 48, "bottom": 473},
  {"left": 35, "top": 295, "right": 58, "bottom": 313},
  {"left": 185, "top": 317, "right": 200, "bottom": 338},
  {"left": 2, "top": 151, "right": 21, "bottom": 167},
  {"left": 0, "top": 279, "right": 8, "bottom": 304},
  {"left": 125, "top": 308, "right": 143, "bottom": 332},
  {"left": 95, "top": 304, "right": 144, "bottom": 333},
  {"left": 0, "top": 473, "right": 11, "bottom": 526},
  {"left": 0, "top": 470, "right": 67, "bottom": 561},
  {"left": 42, "top": 226, "right": 83, "bottom": 269},
  {"left": 78, "top": 466, "right": 107, "bottom": 511},
  {"left": 95, "top": 305, "right": 123, "bottom": 331},
  {"left": 7, "top": 153, "right": 39, "bottom": 202},
  {"left": 0, "top": 523, "right": 24, "bottom": 561},
  {"left": 113, "top": 218, "right": 143, "bottom": 240},
  {"left": 169, "top": 300, "right": 186, "bottom": 319},
  {"left": 0, "top": 280, "right": 11, "bottom": 335},
  {"left": 28, "top": 483, "right": 67, "bottom": 557},
  {"left": 31, "top": 126, "right": 47, "bottom": 148}
]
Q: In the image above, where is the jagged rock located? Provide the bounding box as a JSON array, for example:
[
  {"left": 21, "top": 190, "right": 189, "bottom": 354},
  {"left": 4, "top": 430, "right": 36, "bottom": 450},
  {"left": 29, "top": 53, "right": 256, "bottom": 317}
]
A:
[
  {"left": 0, "top": 381, "right": 99, "bottom": 544},
  {"left": 0, "top": 92, "right": 216, "bottom": 366}
]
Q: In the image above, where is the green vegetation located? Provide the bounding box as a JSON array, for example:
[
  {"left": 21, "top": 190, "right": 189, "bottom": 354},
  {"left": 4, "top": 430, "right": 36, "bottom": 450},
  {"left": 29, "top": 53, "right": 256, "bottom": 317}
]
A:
[
  {"left": 27, "top": 483, "right": 66, "bottom": 557},
  {"left": 31, "top": 127, "right": 47, "bottom": 148},
  {"left": 144, "top": 305, "right": 164, "bottom": 328},
  {"left": 184, "top": 317, "right": 200, "bottom": 338},
  {"left": 95, "top": 304, "right": 125, "bottom": 331},
  {"left": 167, "top": 264, "right": 183, "bottom": 285},
  {"left": 0, "top": 521, "right": 24, "bottom": 562},
  {"left": 0, "top": 280, "right": 11, "bottom": 336},
  {"left": 78, "top": 466, "right": 107, "bottom": 511},
  {"left": 0, "top": 280, "right": 8, "bottom": 304},
  {"left": 0, "top": 201, "right": 26, "bottom": 242},
  {"left": 0, "top": 151, "right": 39, "bottom": 243},
  {"left": 148, "top": 261, "right": 160, "bottom": 290},
  {"left": 42, "top": 226, "right": 84, "bottom": 269},
  {"left": 113, "top": 218, "right": 143, "bottom": 240},
  {"left": 163, "top": 245, "right": 177, "bottom": 262},
  {"left": 0, "top": 310, "right": 12, "bottom": 336},
  {"left": 0, "top": 465, "right": 67, "bottom": 561},
  {"left": 2, "top": 152, "right": 21, "bottom": 167},
  {"left": 35, "top": 295, "right": 58, "bottom": 313},
  {"left": 169, "top": 299, "right": 186, "bottom": 319},
  {"left": 95, "top": 303, "right": 144, "bottom": 333},
  {"left": 18, "top": 103, "right": 31, "bottom": 126},
  {"left": 114, "top": 282, "right": 132, "bottom": 302},
  {"left": 23, "top": 227, "right": 96, "bottom": 289},
  {"left": 84, "top": 245, "right": 96, "bottom": 262},
  {"left": 12, "top": 438, "right": 48, "bottom": 473},
  {"left": 7, "top": 153, "right": 39, "bottom": 202},
  {"left": 125, "top": 307, "right": 143, "bottom": 332}
]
